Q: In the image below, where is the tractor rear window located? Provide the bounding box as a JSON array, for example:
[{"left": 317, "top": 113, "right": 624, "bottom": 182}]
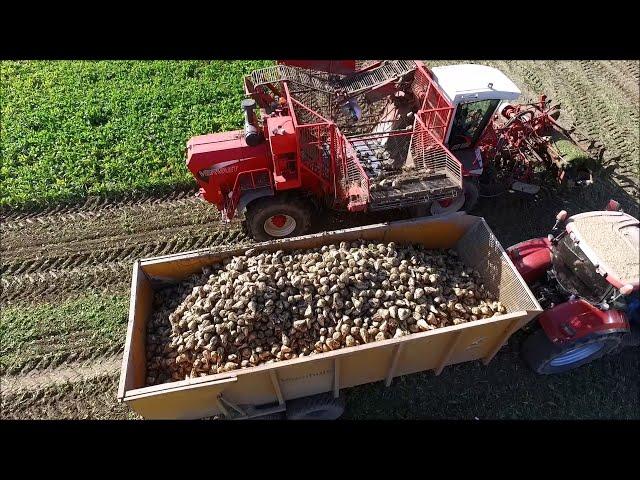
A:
[{"left": 553, "top": 236, "right": 613, "bottom": 303}]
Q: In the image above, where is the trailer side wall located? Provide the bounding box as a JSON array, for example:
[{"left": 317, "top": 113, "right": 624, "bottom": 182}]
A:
[{"left": 119, "top": 213, "right": 541, "bottom": 419}]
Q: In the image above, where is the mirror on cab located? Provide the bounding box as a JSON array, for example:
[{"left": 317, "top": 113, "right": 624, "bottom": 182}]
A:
[
  {"left": 556, "top": 210, "right": 568, "bottom": 222},
  {"left": 605, "top": 199, "right": 621, "bottom": 212},
  {"left": 620, "top": 284, "right": 634, "bottom": 296},
  {"left": 552, "top": 210, "right": 568, "bottom": 232}
]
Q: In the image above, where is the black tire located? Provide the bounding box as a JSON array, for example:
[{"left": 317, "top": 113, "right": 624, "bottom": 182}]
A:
[
  {"left": 245, "top": 196, "right": 311, "bottom": 242},
  {"left": 429, "top": 179, "right": 479, "bottom": 216},
  {"left": 286, "top": 393, "right": 345, "bottom": 420},
  {"left": 521, "top": 329, "right": 623, "bottom": 375},
  {"left": 252, "top": 412, "right": 285, "bottom": 420},
  {"left": 612, "top": 325, "right": 640, "bottom": 354}
]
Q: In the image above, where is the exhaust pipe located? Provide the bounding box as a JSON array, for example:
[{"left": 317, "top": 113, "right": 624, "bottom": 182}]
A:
[{"left": 241, "top": 99, "right": 263, "bottom": 147}]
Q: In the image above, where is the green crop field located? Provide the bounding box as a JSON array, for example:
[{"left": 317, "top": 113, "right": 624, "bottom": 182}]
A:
[{"left": 0, "top": 60, "right": 273, "bottom": 209}]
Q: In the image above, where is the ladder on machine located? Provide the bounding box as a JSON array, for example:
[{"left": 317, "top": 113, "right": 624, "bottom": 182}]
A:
[
  {"left": 336, "top": 60, "right": 416, "bottom": 95},
  {"left": 250, "top": 64, "right": 335, "bottom": 93},
  {"left": 250, "top": 60, "right": 417, "bottom": 96}
]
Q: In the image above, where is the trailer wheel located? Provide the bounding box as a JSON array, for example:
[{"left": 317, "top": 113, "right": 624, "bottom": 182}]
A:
[
  {"left": 522, "top": 329, "right": 623, "bottom": 375},
  {"left": 430, "top": 180, "right": 479, "bottom": 215},
  {"left": 246, "top": 197, "right": 311, "bottom": 241},
  {"left": 253, "top": 412, "right": 286, "bottom": 420},
  {"left": 286, "top": 393, "right": 345, "bottom": 420}
]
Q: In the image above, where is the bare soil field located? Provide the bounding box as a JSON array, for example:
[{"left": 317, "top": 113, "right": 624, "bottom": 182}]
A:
[{"left": 1, "top": 60, "right": 638, "bottom": 420}]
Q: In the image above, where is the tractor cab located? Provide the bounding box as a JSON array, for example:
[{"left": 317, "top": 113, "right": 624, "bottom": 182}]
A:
[
  {"left": 513, "top": 207, "right": 640, "bottom": 375},
  {"left": 431, "top": 64, "right": 521, "bottom": 174},
  {"left": 552, "top": 210, "right": 639, "bottom": 305}
]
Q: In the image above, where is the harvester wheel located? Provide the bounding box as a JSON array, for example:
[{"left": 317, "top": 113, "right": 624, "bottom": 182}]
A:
[
  {"left": 522, "top": 329, "right": 623, "bottom": 375},
  {"left": 430, "top": 180, "right": 479, "bottom": 215},
  {"left": 286, "top": 393, "right": 345, "bottom": 420},
  {"left": 246, "top": 196, "right": 311, "bottom": 241}
]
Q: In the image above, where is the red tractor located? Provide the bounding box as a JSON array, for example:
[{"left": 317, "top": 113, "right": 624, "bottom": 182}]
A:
[
  {"left": 186, "top": 60, "right": 593, "bottom": 240},
  {"left": 508, "top": 200, "right": 640, "bottom": 373}
]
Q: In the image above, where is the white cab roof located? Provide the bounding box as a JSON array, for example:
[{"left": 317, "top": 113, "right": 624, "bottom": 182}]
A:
[{"left": 431, "top": 64, "right": 521, "bottom": 104}]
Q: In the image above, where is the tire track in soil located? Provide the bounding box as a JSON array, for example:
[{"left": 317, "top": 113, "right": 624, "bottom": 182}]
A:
[
  {"left": 1, "top": 227, "right": 249, "bottom": 276},
  {"left": 1, "top": 371, "right": 138, "bottom": 420},
  {"left": 595, "top": 61, "right": 640, "bottom": 108},
  {"left": 1, "top": 238, "right": 252, "bottom": 305},
  {"left": 578, "top": 61, "right": 639, "bottom": 115},
  {"left": 552, "top": 63, "right": 638, "bottom": 184},
  {"left": 1, "top": 186, "right": 252, "bottom": 305},
  {"left": 1, "top": 261, "right": 135, "bottom": 304},
  {"left": 1, "top": 354, "right": 123, "bottom": 396},
  {"left": 1, "top": 193, "right": 218, "bottom": 242},
  {"left": 577, "top": 61, "right": 639, "bottom": 139},
  {"left": 0, "top": 187, "right": 199, "bottom": 224},
  {"left": 3, "top": 339, "right": 124, "bottom": 377},
  {"left": 619, "top": 60, "right": 640, "bottom": 86}
]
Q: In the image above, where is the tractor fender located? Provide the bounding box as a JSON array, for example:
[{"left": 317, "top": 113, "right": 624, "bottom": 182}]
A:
[
  {"left": 506, "top": 237, "right": 552, "bottom": 284},
  {"left": 538, "top": 299, "right": 630, "bottom": 345},
  {"left": 238, "top": 187, "right": 274, "bottom": 215}
]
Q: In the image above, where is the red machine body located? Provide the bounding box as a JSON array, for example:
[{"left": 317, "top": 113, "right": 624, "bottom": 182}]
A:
[
  {"left": 187, "top": 131, "right": 271, "bottom": 207},
  {"left": 506, "top": 237, "right": 552, "bottom": 284},
  {"left": 187, "top": 60, "right": 462, "bottom": 225},
  {"left": 508, "top": 206, "right": 638, "bottom": 347},
  {"left": 186, "top": 60, "right": 592, "bottom": 240},
  {"left": 477, "top": 95, "right": 585, "bottom": 188},
  {"left": 537, "top": 299, "right": 629, "bottom": 344}
]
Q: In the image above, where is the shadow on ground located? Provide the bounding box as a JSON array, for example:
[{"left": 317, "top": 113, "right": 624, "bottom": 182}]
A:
[
  {"left": 343, "top": 330, "right": 639, "bottom": 419},
  {"left": 312, "top": 166, "right": 638, "bottom": 249}
]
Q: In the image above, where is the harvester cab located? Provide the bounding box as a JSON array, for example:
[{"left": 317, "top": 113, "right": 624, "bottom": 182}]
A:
[
  {"left": 428, "top": 64, "right": 521, "bottom": 214},
  {"left": 431, "top": 64, "right": 521, "bottom": 152}
]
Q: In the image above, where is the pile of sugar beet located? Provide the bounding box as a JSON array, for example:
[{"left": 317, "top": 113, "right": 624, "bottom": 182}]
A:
[{"left": 145, "top": 240, "right": 507, "bottom": 386}]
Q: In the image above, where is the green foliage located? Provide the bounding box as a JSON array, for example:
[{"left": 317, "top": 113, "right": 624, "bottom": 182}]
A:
[
  {"left": 549, "top": 128, "right": 593, "bottom": 169},
  {"left": 0, "top": 60, "right": 273, "bottom": 208}
]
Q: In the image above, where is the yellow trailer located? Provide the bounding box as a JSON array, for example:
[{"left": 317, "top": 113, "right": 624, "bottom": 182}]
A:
[{"left": 118, "top": 213, "right": 541, "bottom": 419}]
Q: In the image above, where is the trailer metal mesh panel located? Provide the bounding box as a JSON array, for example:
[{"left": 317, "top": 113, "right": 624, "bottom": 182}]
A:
[{"left": 456, "top": 220, "right": 540, "bottom": 313}]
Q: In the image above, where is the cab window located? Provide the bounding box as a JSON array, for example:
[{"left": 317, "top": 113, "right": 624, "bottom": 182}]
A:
[{"left": 448, "top": 99, "right": 499, "bottom": 150}]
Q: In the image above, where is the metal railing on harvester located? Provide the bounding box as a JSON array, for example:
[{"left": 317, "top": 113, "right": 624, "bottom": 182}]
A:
[
  {"left": 411, "top": 116, "right": 462, "bottom": 186},
  {"left": 287, "top": 91, "right": 369, "bottom": 211},
  {"left": 243, "top": 60, "right": 462, "bottom": 214},
  {"left": 412, "top": 62, "right": 454, "bottom": 141},
  {"left": 252, "top": 60, "right": 418, "bottom": 98}
]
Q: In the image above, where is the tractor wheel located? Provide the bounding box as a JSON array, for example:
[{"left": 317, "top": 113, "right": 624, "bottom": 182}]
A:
[
  {"left": 246, "top": 196, "right": 311, "bottom": 242},
  {"left": 521, "top": 329, "right": 623, "bottom": 375},
  {"left": 286, "top": 393, "right": 345, "bottom": 420},
  {"left": 430, "top": 179, "right": 479, "bottom": 215}
]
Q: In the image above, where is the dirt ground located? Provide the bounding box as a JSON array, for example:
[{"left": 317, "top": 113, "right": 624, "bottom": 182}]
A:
[{"left": 1, "top": 60, "right": 638, "bottom": 420}]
